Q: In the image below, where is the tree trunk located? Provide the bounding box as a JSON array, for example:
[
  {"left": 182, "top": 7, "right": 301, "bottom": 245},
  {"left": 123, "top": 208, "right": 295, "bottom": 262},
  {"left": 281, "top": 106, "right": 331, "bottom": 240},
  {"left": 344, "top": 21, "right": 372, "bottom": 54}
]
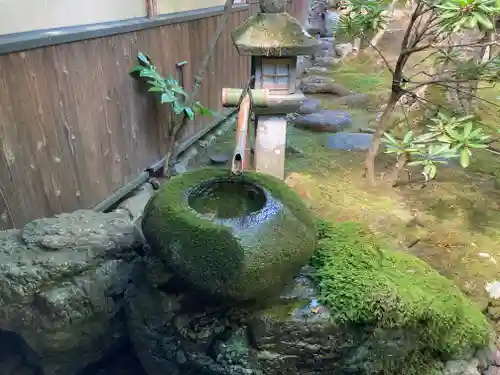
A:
[
  {"left": 364, "top": 91, "right": 401, "bottom": 185},
  {"left": 386, "top": 153, "right": 408, "bottom": 186}
]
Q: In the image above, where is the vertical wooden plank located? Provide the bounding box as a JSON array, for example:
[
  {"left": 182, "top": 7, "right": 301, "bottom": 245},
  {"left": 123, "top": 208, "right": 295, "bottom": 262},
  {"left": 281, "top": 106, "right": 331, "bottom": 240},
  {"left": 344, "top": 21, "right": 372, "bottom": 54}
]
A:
[
  {"left": 0, "top": 57, "right": 24, "bottom": 228},
  {"left": 2, "top": 52, "right": 56, "bottom": 221}
]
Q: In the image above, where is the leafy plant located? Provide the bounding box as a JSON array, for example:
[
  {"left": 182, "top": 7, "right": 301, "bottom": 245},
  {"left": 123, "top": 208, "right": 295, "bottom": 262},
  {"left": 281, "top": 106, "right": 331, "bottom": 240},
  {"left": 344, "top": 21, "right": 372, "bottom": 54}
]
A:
[
  {"left": 337, "top": 0, "right": 499, "bottom": 186},
  {"left": 383, "top": 113, "right": 490, "bottom": 181},
  {"left": 130, "top": 52, "right": 213, "bottom": 120}
]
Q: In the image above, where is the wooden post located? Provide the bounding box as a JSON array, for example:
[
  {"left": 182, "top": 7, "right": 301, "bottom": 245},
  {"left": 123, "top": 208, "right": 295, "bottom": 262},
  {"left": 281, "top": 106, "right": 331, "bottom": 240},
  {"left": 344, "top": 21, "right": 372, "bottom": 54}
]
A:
[{"left": 146, "top": 0, "right": 158, "bottom": 18}]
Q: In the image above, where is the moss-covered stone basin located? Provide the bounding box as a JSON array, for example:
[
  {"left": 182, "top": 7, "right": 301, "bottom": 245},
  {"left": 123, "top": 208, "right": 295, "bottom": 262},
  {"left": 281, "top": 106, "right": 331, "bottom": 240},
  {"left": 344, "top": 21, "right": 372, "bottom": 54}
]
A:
[{"left": 141, "top": 168, "right": 317, "bottom": 302}]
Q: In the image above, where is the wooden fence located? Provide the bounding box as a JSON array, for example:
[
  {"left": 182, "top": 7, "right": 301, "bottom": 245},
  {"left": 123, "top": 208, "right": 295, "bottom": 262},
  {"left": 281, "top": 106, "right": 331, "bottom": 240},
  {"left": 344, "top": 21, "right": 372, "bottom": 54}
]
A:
[{"left": 0, "top": 1, "right": 307, "bottom": 230}]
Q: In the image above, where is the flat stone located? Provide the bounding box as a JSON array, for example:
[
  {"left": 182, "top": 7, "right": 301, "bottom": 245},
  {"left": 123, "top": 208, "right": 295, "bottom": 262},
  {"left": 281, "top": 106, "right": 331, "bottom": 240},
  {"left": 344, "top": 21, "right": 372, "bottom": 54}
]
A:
[
  {"left": 327, "top": 132, "right": 373, "bottom": 151},
  {"left": 209, "top": 154, "right": 230, "bottom": 165},
  {"left": 304, "top": 66, "right": 330, "bottom": 75},
  {"left": 444, "top": 359, "right": 480, "bottom": 375},
  {"left": 333, "top": 93, "right": 371, "bottom": 108},
  {"left": 117, "top": 183, "right": 155, "bottom": 221},
  {"left": 301, "top": 75, "right": 351, "bottom": 95},
  {"left": 291, "top": 110, "right": 352, "bottom": 132},
  {"left": 314, "top": 56, "right": 342, "bottom": 67},
  {"left": 298, "top": 98, "right": 323, "bottom": 114}
]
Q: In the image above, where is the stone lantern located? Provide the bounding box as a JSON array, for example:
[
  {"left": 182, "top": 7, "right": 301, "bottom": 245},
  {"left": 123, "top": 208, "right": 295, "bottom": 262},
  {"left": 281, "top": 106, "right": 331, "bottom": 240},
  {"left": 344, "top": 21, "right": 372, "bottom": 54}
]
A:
[{"left": 221, "top": 0, "right": 320, "bottom": 180}]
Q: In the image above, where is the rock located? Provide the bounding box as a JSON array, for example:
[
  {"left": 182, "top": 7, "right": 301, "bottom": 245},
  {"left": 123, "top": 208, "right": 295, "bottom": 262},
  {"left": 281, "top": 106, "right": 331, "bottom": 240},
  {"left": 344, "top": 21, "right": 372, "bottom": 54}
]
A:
[
  {"left": 484, "top": 365, "right": 500, "bottom": 375},
  {"left": 291, "top": 110, "right": 352, "bottom": 132},
  {"left": 297, "top": 98, "right": 323, "bottom": 114},
  {"left": 0, "top": 210, "right": 141, "bottom": 375},
  {"left": 488, "top": 305, "right": 500, "bottom": 320},
  {"left": 259, "top": 0, "right": 286, "bottom": 13},
  {"left": 173, "top": 162, "right": 188, "bottom": 175},
  {"left": 337, "top": 43, "right": 354, "bottom": 57},
  {"left": 494, "top": 348, "right": 500, "bottom": 366},
  {"left": 475, "top": 346, "right": 495, "bottom": 370},
  {"left": 327, "top": 132, "right": 373, "bottom": 151},
  {"left": 209, "top": 154, "right": 230, "bottom": 165},
  {"left": 333, "top": 93, "right": 371, "bottom": 108},
  {"left": 486, "top": 281, "right": 500, "bottom": 299},
  {"left": 141, "top": 168, "right": 317, "bottom": 302},
  {"left": 126, "top": 258, "right": 261, "bottom": 375},
  {"left": 444, "top": 359, "right": 480, "bottom": 375},
  {"left": 304, "top": 66, "right": 330, "bottom": 75},
  {"left": 301, "top": 75, "right": 351, "bottom": 95},
  {"left": 79, "top": 344, "right": 147, "bottom": 375},
  {"left": 117, "top": 183, "right": 155, "bottom": 221},
  {"left": 313, "top": 56, "right": 342, "bottom": 67},
  {"left": 324, "top": 11, "right": 340, "bottom": 37}
]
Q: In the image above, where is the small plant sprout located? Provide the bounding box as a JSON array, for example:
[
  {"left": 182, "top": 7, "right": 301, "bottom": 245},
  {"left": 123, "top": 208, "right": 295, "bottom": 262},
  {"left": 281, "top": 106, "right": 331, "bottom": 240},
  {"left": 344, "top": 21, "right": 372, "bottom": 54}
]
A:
[
  {"left": 383, "top": 112, "right": 490, "bottom": 182},
  {"left": 130, "top": 52, "right": 213, "bottom": 120}
]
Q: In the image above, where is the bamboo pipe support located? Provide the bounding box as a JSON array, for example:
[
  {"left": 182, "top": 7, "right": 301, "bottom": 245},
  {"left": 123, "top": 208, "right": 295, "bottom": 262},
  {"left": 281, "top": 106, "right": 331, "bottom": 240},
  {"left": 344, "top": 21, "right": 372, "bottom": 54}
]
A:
[{"left": 221, "top": 88, "right": 269, "bottom": 108}]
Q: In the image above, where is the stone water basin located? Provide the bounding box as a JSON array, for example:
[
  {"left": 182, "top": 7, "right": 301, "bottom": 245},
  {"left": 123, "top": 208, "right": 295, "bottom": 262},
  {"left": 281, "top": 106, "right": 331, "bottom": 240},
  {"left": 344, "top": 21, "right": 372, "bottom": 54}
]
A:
[{"left": 141, "top": 168, "right": 317, "bottom": 302}]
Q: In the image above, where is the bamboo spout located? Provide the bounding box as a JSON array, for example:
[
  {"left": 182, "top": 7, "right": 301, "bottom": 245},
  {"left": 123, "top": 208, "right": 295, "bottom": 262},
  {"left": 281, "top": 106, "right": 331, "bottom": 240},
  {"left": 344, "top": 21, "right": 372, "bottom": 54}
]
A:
[{"left": 231, "top": 94, "right": 252, "bottom": 175}]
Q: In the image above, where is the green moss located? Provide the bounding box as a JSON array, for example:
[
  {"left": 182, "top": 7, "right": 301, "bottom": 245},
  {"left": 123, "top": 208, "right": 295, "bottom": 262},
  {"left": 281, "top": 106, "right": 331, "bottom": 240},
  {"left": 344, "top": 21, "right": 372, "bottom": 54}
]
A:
[
  {"left": 142, "top": 167, "right": 317, "bottom": 301},
  {"left": 261, "top": 300, "right": 307, "bottom": 321},
  {"left": 312, "top": 219, "right": 490, "bottom": 359}
]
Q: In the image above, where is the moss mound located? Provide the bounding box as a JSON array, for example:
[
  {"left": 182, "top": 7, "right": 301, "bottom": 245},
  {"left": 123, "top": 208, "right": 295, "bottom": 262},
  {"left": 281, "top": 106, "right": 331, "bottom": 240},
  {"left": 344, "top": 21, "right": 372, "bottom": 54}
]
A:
[
  {"left": 142, "top": 167, "right": 317, "bottom": 301},
  {"left": 311, "top": 220, "right": 491, "bottom": 361}
]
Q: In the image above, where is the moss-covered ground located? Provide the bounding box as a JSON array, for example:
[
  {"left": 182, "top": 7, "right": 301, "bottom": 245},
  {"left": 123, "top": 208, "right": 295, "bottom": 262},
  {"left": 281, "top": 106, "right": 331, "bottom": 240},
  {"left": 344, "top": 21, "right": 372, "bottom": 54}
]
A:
[{"left": 312, "top": 219, "right": 490, "bottom": 373}]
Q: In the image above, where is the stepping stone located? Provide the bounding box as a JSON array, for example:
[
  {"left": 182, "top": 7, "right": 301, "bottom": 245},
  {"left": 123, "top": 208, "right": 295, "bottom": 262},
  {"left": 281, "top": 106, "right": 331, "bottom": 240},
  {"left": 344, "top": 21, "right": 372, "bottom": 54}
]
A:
[
  {"left": 304, "top": 66, "right": 330, "bottom": 75},
  {"left": 291, "top": 110, "right": 352, "bottom": 133},
  {"left": 298, "top": 98, "right": 322, "bottom": 115},
  {"left": 333, "top": 93, "right": 370, "bottom": 108},
  {"left": 209, "top": 154, "right": 230, "bottom": 165},
  {"left": 301, "top": 76, "right": 351, "bottom": 95},
  {"left": 327, "top": 132, "right": 373, "bottom": 151}
]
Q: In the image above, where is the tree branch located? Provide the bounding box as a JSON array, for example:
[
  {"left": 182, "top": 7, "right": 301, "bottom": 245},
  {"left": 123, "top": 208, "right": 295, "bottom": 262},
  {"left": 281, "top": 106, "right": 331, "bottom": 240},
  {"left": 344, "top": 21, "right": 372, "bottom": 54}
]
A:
[
  {"left": 190, "top": 0, "right": 235, "bottom": 102},
  {"left": 367, "top": 40, "right": 395, "bottom": 75},
  {"left": 402, "top": 40, "right": 500, "bottom": 56}
]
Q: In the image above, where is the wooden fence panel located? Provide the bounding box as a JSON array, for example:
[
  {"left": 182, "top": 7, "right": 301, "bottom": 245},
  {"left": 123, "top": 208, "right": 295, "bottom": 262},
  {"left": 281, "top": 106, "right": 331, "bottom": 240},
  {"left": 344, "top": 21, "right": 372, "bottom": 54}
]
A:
[
  {"left": 0, "top": 1, "right": 305, "bottom": 230},
  {"left": 0, "top": 8, "right": 250, "bottom": 230}
]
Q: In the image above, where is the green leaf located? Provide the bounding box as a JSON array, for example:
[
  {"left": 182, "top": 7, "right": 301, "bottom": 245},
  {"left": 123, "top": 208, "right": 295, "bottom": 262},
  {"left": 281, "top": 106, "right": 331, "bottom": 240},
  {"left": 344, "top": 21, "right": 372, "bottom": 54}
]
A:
[
  {"left": 475, "top": 12, "right": 494, "bottom": 29},
  {"left": 383, "top": 132, "right": 398, "bottom": 145},
  {"left": 407, "top": 160, "right": 426, "bottom": 166},
  {"left": 184, "top": 107, "right": 195, "bottom": 120},
  {"left": 139, "top": 70, "right": 158, "bottom": 79},
  {"left": 137, "top": 52, "right": 151, "bottom": 66},
  {"left": 129, "top": 65, "right": 144, "bottom": 74},
  {"left": 463, "top": 122, "right": 473, "bottom": 138},
  {"left": 460, "top": 148, "right": 470, "bottom": 168},
  {"left": 428, "top": 164, "right": 437, "bottom": 180},
  {"left": 198, "top": 106, "right": 213, "bottom": 116},
  {"left": 403, "top": 130, "right": 413, "bottom": 144},
  {"left": 161, "top": 93, "right": 175, "bottom": 103},
  {"left": 466, "top": 143, "right": 488, "bottom": 149},
  {"left": 148, "top": 87, "right": 164, "bottom": 93}
]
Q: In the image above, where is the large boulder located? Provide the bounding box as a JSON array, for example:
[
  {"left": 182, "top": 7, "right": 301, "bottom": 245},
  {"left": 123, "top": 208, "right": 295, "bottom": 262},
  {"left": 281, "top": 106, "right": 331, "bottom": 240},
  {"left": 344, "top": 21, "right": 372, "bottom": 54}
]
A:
[
  {"left": 126, "top": 220, "right": 491, "bottom": 375},
  {"left": 0, "top": 210, "right": 141, "bottom": 375},
  {"left": 141, "top": 168, "right": 317, "bottom": 302}
]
